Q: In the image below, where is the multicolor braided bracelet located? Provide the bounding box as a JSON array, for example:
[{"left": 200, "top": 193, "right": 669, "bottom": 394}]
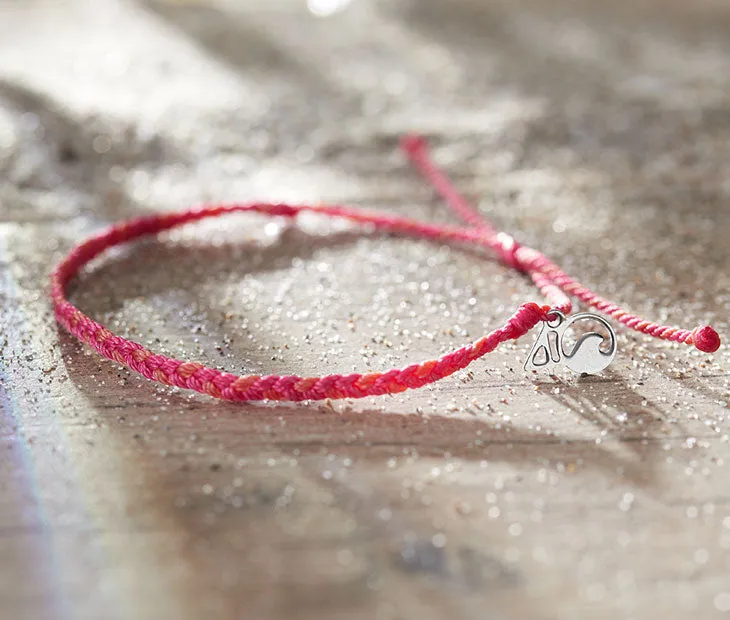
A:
[{"left": 51, "top": 135, "right": 721, "bottom": 402}]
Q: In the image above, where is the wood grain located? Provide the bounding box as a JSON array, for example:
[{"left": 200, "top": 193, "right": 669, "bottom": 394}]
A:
[{"left": 1, "top": 1, "right": 729, "bottom": 619}]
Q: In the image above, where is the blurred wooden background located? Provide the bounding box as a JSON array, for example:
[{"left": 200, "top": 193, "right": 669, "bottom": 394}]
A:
[{"left": 1, "top": 1, "right": 729, "bottom": 619}]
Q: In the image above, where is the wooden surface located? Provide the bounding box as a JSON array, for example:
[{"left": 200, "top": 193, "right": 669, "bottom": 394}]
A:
[{"left": 1, "top": 1, "right": 730, "bottom": 618}]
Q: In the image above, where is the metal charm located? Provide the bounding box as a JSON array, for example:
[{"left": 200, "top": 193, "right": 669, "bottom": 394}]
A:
[{"left": 524, "top": 310, "right": 617, "bottom": 375}]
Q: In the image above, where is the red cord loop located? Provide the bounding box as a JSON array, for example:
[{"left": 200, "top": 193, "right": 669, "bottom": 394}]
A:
[{"left": 51, "top": 135, "right": 720, "bottom": 401}]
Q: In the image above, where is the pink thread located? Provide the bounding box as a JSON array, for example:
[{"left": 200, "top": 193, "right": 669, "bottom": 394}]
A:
[{"left": 51, "top": 136, "right": 721, "bottom": 402}]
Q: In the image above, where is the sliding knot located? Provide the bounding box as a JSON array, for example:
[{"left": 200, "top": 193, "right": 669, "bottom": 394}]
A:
[{"left": 496, "top": 233, "right": 526, "bottom": 272}]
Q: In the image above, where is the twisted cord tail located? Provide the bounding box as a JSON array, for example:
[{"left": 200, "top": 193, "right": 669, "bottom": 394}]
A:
[{"left": 400, "top": 134, "right": 720, "bottom": 353}]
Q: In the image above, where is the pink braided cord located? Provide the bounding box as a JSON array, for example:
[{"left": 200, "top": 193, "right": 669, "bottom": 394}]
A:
[{"left": 51, "top": 136, "right": 721, "bottom": 402}]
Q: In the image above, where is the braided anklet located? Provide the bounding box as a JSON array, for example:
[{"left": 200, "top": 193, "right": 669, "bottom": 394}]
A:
[{"left": 51, "top": 136, "right": 720, "bottom": 401}]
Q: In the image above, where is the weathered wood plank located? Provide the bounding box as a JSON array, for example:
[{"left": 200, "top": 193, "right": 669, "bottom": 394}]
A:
[{"left": 1, "top": 1, "right": 729, "bottom": 619}]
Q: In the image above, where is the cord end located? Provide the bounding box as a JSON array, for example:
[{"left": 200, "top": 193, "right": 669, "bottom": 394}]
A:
[
  {"left": 691, "top": 325, "right": 721, "bottom": 353},
  {"left": 400, "top": 133, "right": 428, "bottom": 158}
]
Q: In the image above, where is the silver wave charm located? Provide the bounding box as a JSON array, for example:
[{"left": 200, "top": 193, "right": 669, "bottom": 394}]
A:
[{"left": 524, "top": 311, "right": 617, "bottom": 375}]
